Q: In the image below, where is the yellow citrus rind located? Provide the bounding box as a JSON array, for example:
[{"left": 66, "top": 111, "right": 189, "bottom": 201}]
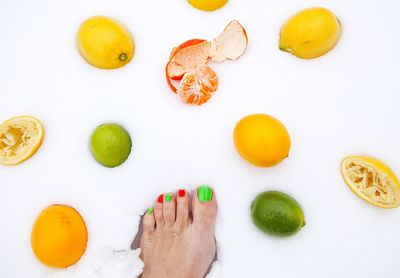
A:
[
  {"left": 341, "top": 156, "right": 400, "bottom": 209},
  {"left": 0, "top": 116, "right": 44, "bottom": 165}
]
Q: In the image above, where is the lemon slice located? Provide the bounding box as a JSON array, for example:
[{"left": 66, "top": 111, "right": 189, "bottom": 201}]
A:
[
  {"left": 341, "top": 156, "right": 400, "bottom": 208},
  {"left": 0, "top": 116, "right": 44, "bottom": 165}
]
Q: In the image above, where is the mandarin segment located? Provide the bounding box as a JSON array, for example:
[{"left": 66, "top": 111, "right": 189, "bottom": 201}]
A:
[{"left": 177, "top": 65, "right": 218, "bottom": 105}]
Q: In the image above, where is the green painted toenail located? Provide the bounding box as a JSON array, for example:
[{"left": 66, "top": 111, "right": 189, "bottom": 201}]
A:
[
  {"left": 198, "top": 185, "right": 213, "bottom": 202},
  {"left": 147, "top": 207, "right": 153, "bottom": 215},
  {"left": 165, "top": 194, "right": 172, "bottom": 202}
]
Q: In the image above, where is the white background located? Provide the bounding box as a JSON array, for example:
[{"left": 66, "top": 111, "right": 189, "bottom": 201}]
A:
[{"left": 1, "top": 0, "right": 400, "bottom": 277}]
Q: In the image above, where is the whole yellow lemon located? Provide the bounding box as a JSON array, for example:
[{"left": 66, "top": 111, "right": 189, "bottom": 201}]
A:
[
  {"left": 77, "top": 16, "right": 134, "bottom": 69},
  {"left": 187, "top": 0, "right": 228, "bottom": 12},
  {"left": 279, "top": 7, "right": 341, "bottom": 59},
  {"left": 31, "top": 205, "right": 88, "bottom": 268},
  {"left": 233, "top": 114, "right": 291, "bottom": 167}
]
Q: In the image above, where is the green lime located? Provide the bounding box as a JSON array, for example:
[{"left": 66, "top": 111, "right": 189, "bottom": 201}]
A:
[
  {"left": 251, "top": 191, "right": 306, "bottom": 237},
  {"left": 89, "top": 123, "right": 132, "bottom": 168}
]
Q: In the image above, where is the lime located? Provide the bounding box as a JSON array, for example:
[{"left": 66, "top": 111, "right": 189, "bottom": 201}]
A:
[
  {"left": 251, "top": 191, "right": 305, "bottom": 237},
  {"left": 89, "top": 123, "right": 132, "bottom": 167}
]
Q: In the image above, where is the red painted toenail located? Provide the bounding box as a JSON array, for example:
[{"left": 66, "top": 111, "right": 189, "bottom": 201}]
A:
[
  {"left": 157, "top": 194, "right": 164, "bottom": 203},
  {"left": 178, "top": 189, "right": 186, "bottom": 197}
]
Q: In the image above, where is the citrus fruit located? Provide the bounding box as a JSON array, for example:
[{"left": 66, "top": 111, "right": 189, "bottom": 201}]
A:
[
  {"left": 177, "top": 65, "right": 219, "bottom": 105},
  {"left": 233, "top": 114, "right": 291, "bottom": 167},
  {"left": 187, "top": 0, "right": 228, "bottom": 12},
  {"left": 31, "top": 205, "right": 88, "bottom": 268},
  {"left": 90, "top": 123, "right": 132, "bottom": 167},
  {"left": 279, "top": 7, "right": 341, "bottom": 59},
  {"left": 77, "top": 16, "right": 134, "bottom": 69},
  {"left": 341, "top": 156, "right": 400, "bottom": 208},
  {"left": 165, "top": 20, "right": 248, "bottom": 105},
  {"left": 251, "top": 191, "right": 306, "bottom": 237},
  {"left": 0, "top": 116, "right": 44, "bottom": 165}
]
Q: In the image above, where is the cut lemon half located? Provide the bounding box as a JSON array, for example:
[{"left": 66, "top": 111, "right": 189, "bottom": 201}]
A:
[
  {"left": 0, "top": 116, "right": 44, "bottom": 165},
  {"left": 341, "top": 156, "right": 400, "bottom": 208}
]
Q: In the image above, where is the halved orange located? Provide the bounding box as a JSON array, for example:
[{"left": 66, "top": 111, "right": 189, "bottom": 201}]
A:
[
  {"left": 0, "top": 116, "right": 44, "bottom": 165},
  {"left": 177, "top": 65, "right": 218, "bottom": 105},
  {"left": 341, "top": 156, "right": 400, "bottom": 208}
]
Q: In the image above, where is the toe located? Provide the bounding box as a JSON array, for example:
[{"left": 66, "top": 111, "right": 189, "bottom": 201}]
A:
[
  {"left": 176, "top": 189, "right": 189, "bottom": 229},
  {"left": 142, "top": 207, "right": 156, "bottom": 235},
  {"left": 192, "top": 185, "right": 217, "bottom": 228},
  {"left": 163, "top": 193, "right": 176, "bottom": 228},
  {"left": 154, "top": 194, "right": 164, "bottom": 227}
]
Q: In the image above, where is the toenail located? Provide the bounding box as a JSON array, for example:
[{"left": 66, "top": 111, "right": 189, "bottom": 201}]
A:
[
  {"left": 157, "top": 194, "right": 164, "bottom": 203},
  {"left": 197, "top": 186, "right": 213, "bottom": 202},
  {"left": 178, "top": 189, "right": 186, "bottom": 197},
  {"left": 147, "top": 207, "right": 153, "bottom": 215},
  {"left": 165, "top": 194, "right": 173, "bottom": 202}
]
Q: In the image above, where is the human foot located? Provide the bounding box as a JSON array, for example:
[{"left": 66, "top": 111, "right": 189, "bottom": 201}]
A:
[{"left": 139, "top": 186, "right": 217, "bottom": 278}]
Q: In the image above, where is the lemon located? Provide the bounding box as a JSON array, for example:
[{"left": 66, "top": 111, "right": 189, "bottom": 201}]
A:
[
  {"left": 251, "top": 191, "right": 306, "bottom": 237},
  {"left": 77, "top": 16, "right": 134, "bottom": 69},
  {"left": 341, "top": 156, "right": 400, "bottom": 209},
  {"left": 90, "top": 123, "right": 132, "bottom": 168},
  {"left": 0, "top": 116, "right": 44, "bottom": 165},
  {"left": 279, "top": 7, "right": 341, "bottom": 59},
  {"left": 233, "top": 114, "right": 291, "bottom": 167},
  {"left": 31, "top": 205, "right": 88, "bottom": 268},
  {"left": 187, "top": 0, "right": 228, "bottom": 12}
]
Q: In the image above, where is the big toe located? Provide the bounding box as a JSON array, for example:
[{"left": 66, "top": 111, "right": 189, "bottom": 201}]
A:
[{"left": 192, "top": 185, "right": 217, "bottom": 229}]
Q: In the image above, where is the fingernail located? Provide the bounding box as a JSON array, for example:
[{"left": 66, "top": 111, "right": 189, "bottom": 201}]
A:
[
  {"left": 147, "top": 207, "right": 153, "bottom": 215},
  {"left": 157, "top": 194, "right": 164, "bottom": 203},
  {"left": 165, "top": 194, "right": 172, "bottom": 202},
  {"left": 178, "top": 189, "right": 186, "bottom": 197},
  {"left": 197, "top": 185, "right": 213, "bottom": 202}
]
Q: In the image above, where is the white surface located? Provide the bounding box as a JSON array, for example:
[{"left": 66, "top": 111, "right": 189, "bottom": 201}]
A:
[{"left": 1, "top": 0, "right": 400, "bottom": 277}]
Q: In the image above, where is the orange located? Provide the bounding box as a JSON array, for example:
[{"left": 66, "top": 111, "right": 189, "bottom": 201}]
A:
[
  {"left": 233, "top": 114, "right": 291, "bottom": 167},
  {"left": 177, "top": 65, "right": 218, "bottom": 105},
  {"left": 31, "top": 205, "right": 88, "bottom": 268}
]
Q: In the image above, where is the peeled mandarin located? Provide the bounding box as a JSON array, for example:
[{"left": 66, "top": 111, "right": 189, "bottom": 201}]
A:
[
  {"left": 233, "top": 114, "right": 291, "bottom": 167},
  {"left": 31, "top": 205, "right": 88, "bottom": 268},
  {"left": 279, "top": 7, "right": 341, "bottom": 59}
]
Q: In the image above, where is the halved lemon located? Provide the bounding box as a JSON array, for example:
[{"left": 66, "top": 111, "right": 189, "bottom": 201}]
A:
[
  {"left": 341, "top": 156, "right": 400, "bottom": 208},
  {"left": 0, "top": 116, "right": 44, "bottom": 165}
]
